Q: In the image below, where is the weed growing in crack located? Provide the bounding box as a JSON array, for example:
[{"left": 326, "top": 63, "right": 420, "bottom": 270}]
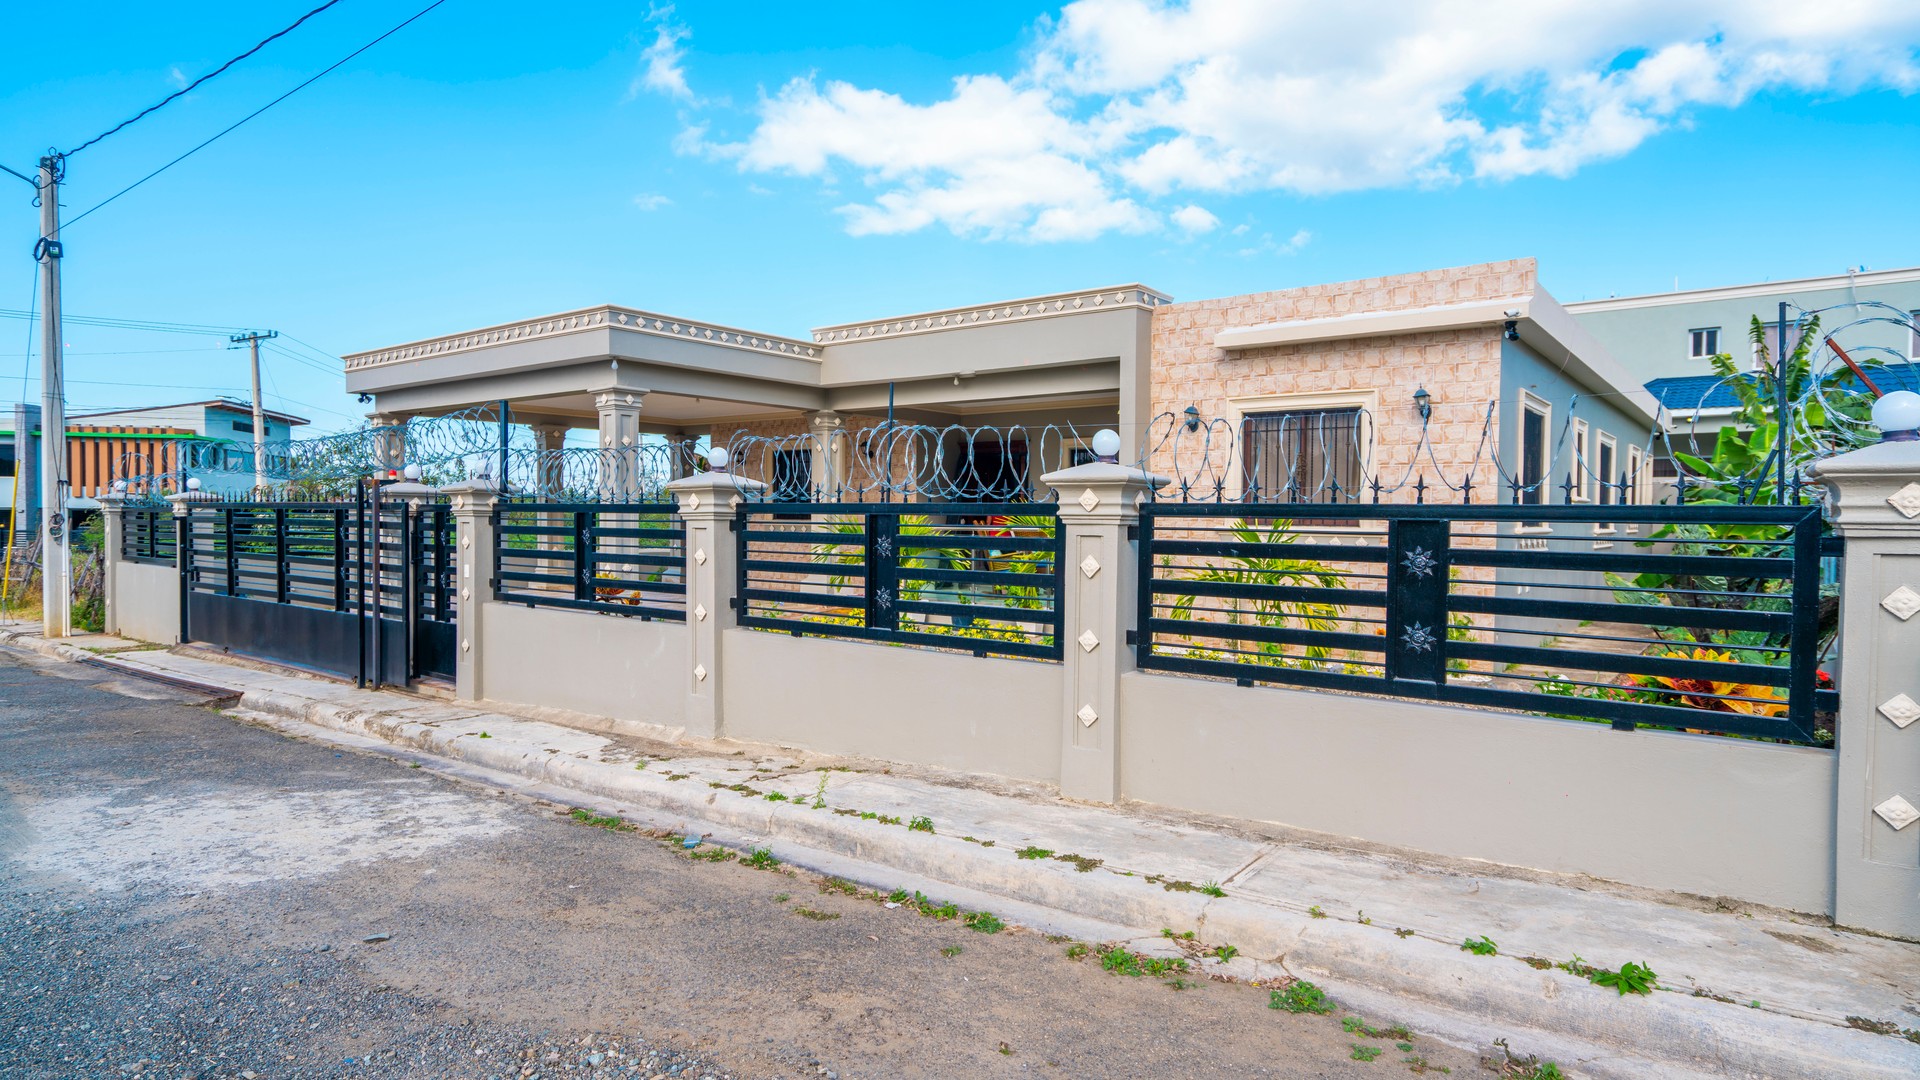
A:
[
  {"left": 1307, "top": 905, "right": 1326, "bottom": 918},
  {"left": 792, "top": 907, "right": 839, "bottom": 921},
  {"left": 1053, "top": 853, "right": 1102, "bottom": 873},
  {"left": 1268, "top": 981, "right": 1334, "bottom": 1014},
  {"left": 964, "top": 911, "right": 1006, "bottom": 934},
  {"left": 688, "top": 849, "right": 734, "bottom": 863},
  {"left": 940, "top": 945, "right": 963, "bottom": 958},
  {"left": 1460, "top": 936, "right": 1498, "bottom": 956},
  {"left": 1349, "top": 1044, "right": 1382, "bottom": 1062},
  {"left": 812, "top": 773, "right": 829, "bottom": 809},
  {"left": 1589, "top": 961, "right": 1657, "bottom": 996},
  {"left": 908, "top": 815, "right": 934, "bottom": 833},
  {"left": 1096, "top": 947, "right": 1189, "bottom": 978},
  {"left": 1199, "top": 881, "right": 1226, "bottom": 898},
  {"left": 819, "top": 877, "right": 859, "bottom": 896},
  {"left": 1015, "top": 846, "right": 1054, "bottom": 860},
  {"left": 744, "top": 848, "right": 781, "bottom": 870},
  {"left": 764, "top": 791, "right": 789, "bottom": 802},
  {"left": 568, "top": 809, "right": 634, "bottom": 832},
  {"left": 1212, "top": 944, "right": 1238, "bottom": 963},
  {"left": 773, "top": 893, "right": 791, "bottom": 903},
  {"left": 1394, "top": 928, "right": 1416, "bottom": 939}
]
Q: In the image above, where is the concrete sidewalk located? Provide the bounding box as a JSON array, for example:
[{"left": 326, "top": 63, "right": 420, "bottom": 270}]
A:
[{"left": 6, "top": 625, "right": 1918, "bottom": 1080}]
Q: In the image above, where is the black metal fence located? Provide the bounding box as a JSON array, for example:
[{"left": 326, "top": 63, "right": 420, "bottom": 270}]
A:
[
  {"left": 121, "top": 507, "right": 177, "bottom": 565},
  {"left": 492, "top": 501, "right": 686, "bottom": 620},
  {"left": 1137, "top": 502, "right": 1837, "bottom": 743},
  {"left": 736, "top": 502, "right": 1064, "bottom": 661}
]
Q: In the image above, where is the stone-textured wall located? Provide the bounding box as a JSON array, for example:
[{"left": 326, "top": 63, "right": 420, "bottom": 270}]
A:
[{"left": 1147, "top": 259, "right": 1536, "bottom": 496}]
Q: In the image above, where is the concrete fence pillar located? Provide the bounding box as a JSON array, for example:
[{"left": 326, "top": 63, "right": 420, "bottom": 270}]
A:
[
  {"left": 666, "top": 469, "right": 765, "bottom": 740},
  {"left": 1041, "top": 461, "right": 1167, "bottom": 802},
  {"left": 595, "top": 392, "right": 645, "bottom": 500},
  {"left": 443, "top": 479, "right": 498, "bottom": 703},
  {"left": 95, "top": 492, "right": 126, "bottom": 636},
  {"left": 1811, "top": 439, "right": 1920, "bottom": 939}
]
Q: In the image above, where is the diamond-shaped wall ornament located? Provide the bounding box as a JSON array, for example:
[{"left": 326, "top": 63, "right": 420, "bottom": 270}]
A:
[
  {"left": 460, "top": 587, "right": 471, "bottom": 602},
  {"left": 1881, "top": 585, "right": 1920, "bottom": 621},
  {"left": 1889, "top": 482, "right": 1920, "bottom": 519},
  {"left": 694, "top": 603, "right": 707, "bottom": 622},
  {"left": 685, "top": 493, "right": 700, "bottom": 511},
  {"left": 694, "top": 664, "right": 708, "bottom": 683},
  {"left": 694, "top": 548, "right": 708, "bottom": 566},
  {"left": 1078, "top": 629, "right": 1100, "bottom": 652},
  {"left": 1078, "top": 488, "right": 1101, "bottom": 512},
  {"left": 1873, "top": 794, "right": 1919, "bottom": 830},
  {"left": 460, "top": 638, "right": 471, "bottom": 653},
  {"left": 1077, "top": 704, "right": 1099, "bottom": 727},
  {"left": 1879, "top": 693, "right": 1920, "bottom": 729},
  {"left": 1080, "top": 555, "right": 1101, "bottom": 578}
]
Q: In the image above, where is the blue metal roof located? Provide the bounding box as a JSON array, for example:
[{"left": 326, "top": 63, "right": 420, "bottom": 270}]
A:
[{"left": 1647, "top": 362, "right": 1920, "bottom": 413}]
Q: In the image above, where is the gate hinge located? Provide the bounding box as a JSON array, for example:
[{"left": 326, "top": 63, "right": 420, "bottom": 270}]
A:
[
  {"left": 1125, "top": 524, "right": 1138, "bottom": 541},
  {"left": 1124, "top": 629, "right": 1137, "bottom": 645},
  {"left": 728, "top": 596, "right": 741, "bottom": 610},
  {"left": 727, "top": 517, "right": 739, "bottom": 532}
]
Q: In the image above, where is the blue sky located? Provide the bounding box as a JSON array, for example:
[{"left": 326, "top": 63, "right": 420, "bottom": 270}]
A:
[{"left": 3, "top": 1, "right": 1918, "bottom": 433}]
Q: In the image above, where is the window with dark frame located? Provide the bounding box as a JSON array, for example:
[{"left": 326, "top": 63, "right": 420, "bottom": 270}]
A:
[
  {"left": 0, "top": 441, "right": 13, "bottom": 479},
  {"left": 1241, "top": 408, "right": 1363, "bottom": 501},
  {"left": 1597, "top": 439, "right": 1616, "bottom": 506},
  {"left": 1689, "top": 327, "right": 1720, "bottom": 358},
  {"left": 1519, "top": 403, "right": 1547, "bottom": 507},
  {"left": 771, "top": 448, "right": 812, "bottom": 501}
]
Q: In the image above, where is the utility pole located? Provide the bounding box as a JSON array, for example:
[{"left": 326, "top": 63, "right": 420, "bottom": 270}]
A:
[
  {"left": 230, "top": 329, "right": 278, "bottom": 492},
  {"left": 35, "top": 154, "right": 69, "bottom": 638}
]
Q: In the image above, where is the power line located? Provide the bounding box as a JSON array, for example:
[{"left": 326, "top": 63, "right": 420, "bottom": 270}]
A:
[
  {"left": 64, "top": 1, "right": 346, "bottom": 157},
  {"left": 62, "top": 0, "right": 452, "bottom": 230}
]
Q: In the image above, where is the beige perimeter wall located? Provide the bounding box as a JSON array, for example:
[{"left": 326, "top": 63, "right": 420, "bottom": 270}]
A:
[
  {"left": 479, "top": 603, "right": 687, "bottom": 729},
  {"left": 107, "top": 560, "right": 180, "bottom": 645},
  {"left": 1120, "top": 671, "right": 1837, "bottom": 914},
  {"left": 723, "top": 629, "right": 1063, "bottom": 785}
]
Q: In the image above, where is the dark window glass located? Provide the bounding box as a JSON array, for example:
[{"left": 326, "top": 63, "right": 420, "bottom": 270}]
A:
[
  {"left": 1597, "top": 442, "right": 1615, "bottom": 506},
  {"left": 1689, "top": 327, "right": 1720, "bottom": 358},
  {"left": 0, "top": 441, "right": 14, "bottom": 479},
  {"left": 771, "top": 449, "right": 811, "bottom": 501},
  {"left": 1520, "top": 406, "right": 1546, "bottom": 506},
  {"left": 1242, "top": 408, "right": 1363, "bottom": 503}
]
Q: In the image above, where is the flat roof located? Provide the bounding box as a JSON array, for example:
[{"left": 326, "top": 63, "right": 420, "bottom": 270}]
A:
[{"left": 1565, "top": 266, "right": 1920, "bottom": 313}]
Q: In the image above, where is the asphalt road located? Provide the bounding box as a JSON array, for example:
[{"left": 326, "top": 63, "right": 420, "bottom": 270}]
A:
[{"left": 0, "top": 647, "right": 1486, "bottom": 1079}]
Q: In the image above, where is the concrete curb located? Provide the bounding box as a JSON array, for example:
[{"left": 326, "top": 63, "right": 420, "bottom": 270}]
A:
[
  {"left": 10, "top": 632, "right": 1914, "bottom": 1080},
  {"left": 215, "top": 682, "right": 1917, "bottom": 1080}
]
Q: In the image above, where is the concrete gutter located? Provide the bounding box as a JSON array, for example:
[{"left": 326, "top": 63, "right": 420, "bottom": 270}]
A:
[{"left": 5, "top": 627, "right": 1916, "bottom": 1080}]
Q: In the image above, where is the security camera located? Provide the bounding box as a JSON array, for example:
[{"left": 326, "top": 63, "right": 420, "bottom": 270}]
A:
[{"left": 1503, "top": 309, "right": 1521, "bottom": 319}]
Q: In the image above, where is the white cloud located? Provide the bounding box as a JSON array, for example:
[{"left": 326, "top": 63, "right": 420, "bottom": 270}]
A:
[
  {"left": 632, "top": 193, "right": 672, "bottom": 211},
  {"left": 166, "top": 66, "right": 189, "bottom": 91},
  {"left": 675, "top": 0, "right": 1920, "bottom": 240},
  {"left": 630, "top": 5, "right": 693, "bottom": 101},
  {"left": 1170, "top": 204, "right": 1219, "bottom": 234}
]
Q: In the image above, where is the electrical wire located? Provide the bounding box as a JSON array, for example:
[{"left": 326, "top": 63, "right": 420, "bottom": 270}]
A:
[
  {"left": 64, "top": 1, "right": 346, "bottom": 157},
  {"left": 62, "top": 0, "right": 451, "bottom": 230}
]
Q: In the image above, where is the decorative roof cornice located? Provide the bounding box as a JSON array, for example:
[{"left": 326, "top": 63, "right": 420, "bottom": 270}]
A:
[
  {"left": 809, "top": 285, "right": 1171, "bottom": 345},
  {"left": 342, "top": 305, "right": 821, "bottom": 372}
]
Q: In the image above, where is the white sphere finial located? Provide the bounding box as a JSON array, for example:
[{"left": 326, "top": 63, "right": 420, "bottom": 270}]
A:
[
  {"left": 707, "top": 446, "right": 730, "bottom": 471},
  {"left": 1090, "top": 428, "right": 1122, "bottom": 462},
  {"left": 185, "top": 477, "right": 202, "bottom": 491},
  {"left": 403, "top": 463, "right": 423, "bottom": 481},
  {"left": 1871, "top": 390, "right": 1920, "bottom": 441},
  {"left": 112, "top": 479, "right": 127, "bottom": 493}
]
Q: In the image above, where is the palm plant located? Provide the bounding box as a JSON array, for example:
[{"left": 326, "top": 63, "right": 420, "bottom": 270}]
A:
[{"left": 1165, "top": 518, "right": 1347, "bottom": 668}]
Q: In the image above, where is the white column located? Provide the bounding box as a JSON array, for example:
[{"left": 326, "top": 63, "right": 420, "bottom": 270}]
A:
[
  {"left": 1040, "top": 460, "right": 1166, "bottom": 802},
  {"left": 1811, "top": 439, "right": 1920, "bottom": 938},
  {"left": 529, "top": 423, "right": 569, "bottom": 498},
  {"left": 442, "top": 479, "right": 499, "bottom": 703},
  {"left": 666, "top": 467, "right": 766, "bottom": 739},
  {"left": 595, "top": 392, "right": 645, "bottom": 500},
  {"left": 367, "top": 413, "right": 409, "bottom": 474},
  {"left": 96, "top": 492, "right": 126, "bottom": 636},
  {"left": 808, "top": 411, "right": 846, "bottom": 497}
]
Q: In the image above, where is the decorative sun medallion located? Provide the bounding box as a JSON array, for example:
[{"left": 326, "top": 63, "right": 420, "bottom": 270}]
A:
[
  {"left": 1401, "top": 546, "right": 1438, "bottom": 579},
  {"left": 876, "top": 587, "right": 893, "bottom": 609},
  {"left": 876, "top": 535, "right": 894, "bottom": 557},
  {"left": 1401, "top": 623, "right": 1437, "bottom": 653}
]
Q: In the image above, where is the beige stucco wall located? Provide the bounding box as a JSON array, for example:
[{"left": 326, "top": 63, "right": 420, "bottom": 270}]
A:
[
  {"left": 722, "top": 629, "right": 1063, "bottom": 784},
  {"left": 106, "top": 558, "right": 180, "bottom": 645},
  {"left": 1119, "top": 671, "right": 1836, "bottom": 913},
  {"left": 1146, "top": 260, "right": 1533, "bottom": 491},
  {"left": 478, "top": 602, "right": 688, "bottom": 728}
]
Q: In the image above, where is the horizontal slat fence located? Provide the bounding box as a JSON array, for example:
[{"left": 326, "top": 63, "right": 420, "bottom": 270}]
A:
[
  {"left": 182, "top": 501, "right": 410, "bottom": 616},
  {"left": 736, "top": 502, "right": 1063, "bottom": 661},
  {"left": 121, "top": 507, "right": 177, "bottom": 565},
  {"left": 1138, "top": 502, "right": 1836, "bottom": 743},
  {"left": 492, "top": 501, "right": 686, "bottom": 620}
]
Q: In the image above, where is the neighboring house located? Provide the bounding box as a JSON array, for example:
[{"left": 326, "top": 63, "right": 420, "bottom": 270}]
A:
[
  {"left": 2, "top": 399, "right": 311, "bottom": 543},
  {"left": 1567, "top": 265, "right": 1920, "bottom": 392},
  {"left": 1568, "top": 268, "right": 1920, "bottom": 478},
  {"left": 343, "top": 257, "right": 1661, "bottom": 509}
]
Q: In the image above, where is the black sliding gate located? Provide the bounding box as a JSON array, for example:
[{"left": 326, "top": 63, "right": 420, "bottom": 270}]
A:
[{"left": 178, "top": 488, "right": 458, "bottom": 685}]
